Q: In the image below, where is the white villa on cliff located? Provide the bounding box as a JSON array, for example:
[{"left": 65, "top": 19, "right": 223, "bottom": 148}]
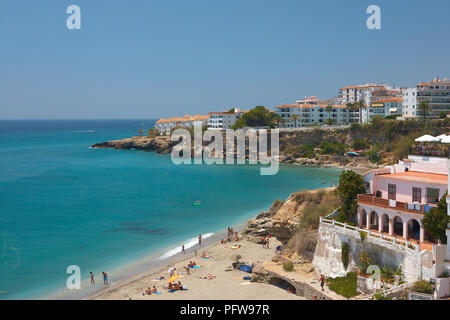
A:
[{"left": 314, "top": 134, "right": 450, "bottom": 299}]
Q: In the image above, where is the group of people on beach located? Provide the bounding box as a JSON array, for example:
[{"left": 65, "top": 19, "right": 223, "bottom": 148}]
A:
[
  {"left": 220, "top": 227, "right": 240, "bottom": 244},
  {"left": 261, "top": 235, "right": 271, "bottom": 249},
  {"left": 89, "top": 271, "right": 109, "bottom": 285},
  {"left": 145, "top": 286, "right": 158, "bottom": 295},
  {"left": 168, "top": 281, "right": 186, "bottom": 291}
]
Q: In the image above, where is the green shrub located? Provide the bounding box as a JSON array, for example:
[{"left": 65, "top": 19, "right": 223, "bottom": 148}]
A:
[
  {"left": 413, "top": 280, "right": 434, "bottom": 294},
  {"left": 283, "top": 261, "right": 295, "bottom": 272},
  {"left": 351, "top": 139, "right": 370, "bottom": 150},
  {"left": 319, "top": 140, "right": 346, "bottom": 156},
  {"left": 326, "top": 272, "right": 357, "bottom": 299},
  {"left": 341, "top": 242, "right": 350, "bottom": 270}
]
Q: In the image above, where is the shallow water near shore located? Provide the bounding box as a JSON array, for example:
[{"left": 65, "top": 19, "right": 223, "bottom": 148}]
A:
[{"left": 0, "top": 120, "right": 341, "bottom": 299}]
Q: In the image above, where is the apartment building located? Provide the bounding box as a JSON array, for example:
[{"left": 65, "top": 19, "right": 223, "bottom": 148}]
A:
[
  {"left": 369, "top": 98, "right": 403, "bottom": 118},
  {"left": 155, "top": 114, "right": 209, "bottom": 135},
  {"left": 207, "top": 108, "right": 245, "bottom": 130},
  {"left": 402, "top": 87, "right": 418, "bottom": 118},
  {"left": 338, "top": 83, "right": 402, "bottom": 123},
  {"left": 275, "top": 104, "right": 349, "bottom": 128},
  {"left": 416, "top": 78, "right": 450, "bottom": 118}
]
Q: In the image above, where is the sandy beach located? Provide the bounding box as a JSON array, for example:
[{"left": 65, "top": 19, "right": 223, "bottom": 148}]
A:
[{"left": 89, "top": 236, "right": 306, "bottom": 300}]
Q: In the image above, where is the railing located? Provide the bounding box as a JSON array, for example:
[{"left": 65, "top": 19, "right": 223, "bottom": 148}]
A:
[
  {"left": 357, "top": 194, "right": 426, "bottom": 215},
  {"left": 319, "top": 217, "right": 418, "bottom": 252}
]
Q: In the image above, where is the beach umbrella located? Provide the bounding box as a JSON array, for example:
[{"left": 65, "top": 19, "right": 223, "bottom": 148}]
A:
[
  {"left": 436, "top": 134, "right": 448, "bottom": 141},
  {"left": 415, "top": 135, "right": 439, "bottom": 142},
  {"left": 441, "top": 135, "right": 450, "bottom": 144},
  {"left": 168, "top": 275, "right": 179, "bottom": 283}
]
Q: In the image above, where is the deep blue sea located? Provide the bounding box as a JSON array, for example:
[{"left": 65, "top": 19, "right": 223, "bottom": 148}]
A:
[{"left": 0, "top": 120, "right": 341, "bottom": 299}]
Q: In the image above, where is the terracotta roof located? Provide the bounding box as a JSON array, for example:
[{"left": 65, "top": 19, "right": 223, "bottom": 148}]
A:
[
  {"left": 372, "top": 98, "right": 402, "bottom": 103},
  {"left": 156, "top": 115, "right": 209, "bottom": 124},
  {"left": 377, "top": 171, "right": 448, "bottom": 185},
  {"left": 275, "top": 104, "right": 347, "bottom": 109}
]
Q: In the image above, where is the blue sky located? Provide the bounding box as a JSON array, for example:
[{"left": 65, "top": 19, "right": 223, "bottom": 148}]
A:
[{"left": 0, "top": 0, "right": 449, "bottom": 119}]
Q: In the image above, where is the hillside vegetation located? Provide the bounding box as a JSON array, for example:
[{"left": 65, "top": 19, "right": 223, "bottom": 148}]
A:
[{"left": 280, "top": 118, "right": 450, "bottom": 164}]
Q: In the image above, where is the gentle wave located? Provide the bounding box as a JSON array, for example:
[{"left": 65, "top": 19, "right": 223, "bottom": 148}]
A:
[
  {"left": 71, "top": 130, "right": 95, "bottom": 133},
  {"left": 156, "top": 233, "right": 214, "bottom": 261}
]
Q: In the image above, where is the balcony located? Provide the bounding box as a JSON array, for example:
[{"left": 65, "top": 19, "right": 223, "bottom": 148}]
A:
[
  {"left": 409, "top": 144, "right": 449, "bottom": 158},
  {"left": 357, "top": 194, "right": 434, "bottom": 215}
]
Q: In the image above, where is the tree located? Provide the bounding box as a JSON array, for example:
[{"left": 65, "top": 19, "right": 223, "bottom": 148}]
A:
[
  {"left": 335, "top": 170, "right": 366, "bottom": 223},
  {"left": 439, "top": 112, "right": 447, "bottom": 119},
  {"left": 326, "top": 105, "right": 333, "bottom": 121},
  {"left": 422, "top": 193, "right": 449, "bottom": 244},
  {"left": 231, "top": 106, "right": 280, "bottom": 129},
  {"left": 290, "top": 114, "right": 300, "bottom": 128},
  {"left": 418, "top": 101, "right": 431, "bottom": 121}
]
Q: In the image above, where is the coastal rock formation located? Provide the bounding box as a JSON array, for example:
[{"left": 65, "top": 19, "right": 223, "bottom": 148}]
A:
[
  {"left": 91, "top": 136, "right": 176, "bottom": 154},
  {"left": 243, "top": 189, "right": 328, "bottom": 244}
]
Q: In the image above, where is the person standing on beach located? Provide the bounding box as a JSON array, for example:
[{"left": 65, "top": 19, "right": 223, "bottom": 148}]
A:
[
  {"left": 182, "top": 245, "right": 185, "bottom": 254},
  {"left": 90, "top": 272, "right": 95, "bottom": 285},
  {"left": 102, "top": 271, "right": 109, "bottom": 284},
  {"left": 320, "top": 274, "right": 325, "bottom": 291},
  {"left": 198, "top": 234, "right": 202, "bottom": 247}
]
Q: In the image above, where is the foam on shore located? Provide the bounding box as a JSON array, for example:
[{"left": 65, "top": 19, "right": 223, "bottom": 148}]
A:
[{"left": 157, "top": 233, "right": 214, "bottom": 261}]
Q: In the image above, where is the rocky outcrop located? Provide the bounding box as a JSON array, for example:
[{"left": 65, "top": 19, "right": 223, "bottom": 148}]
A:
[
  {"left": 91, "top": 136, "right": 175, "bottom": 154},
  {"left": 243, "top": 189, "right": 332, "bottom": 244}
]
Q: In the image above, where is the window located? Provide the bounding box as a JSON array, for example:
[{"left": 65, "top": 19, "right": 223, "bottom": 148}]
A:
[
  {"left": 426, "top": 188, "right": 440, "bottom": 204},
  {"left": 412, "top": 187, "right": 421, "bottom": 203},
  {"left": 376, "top": 190, "right": 382, "bottom": 198},
  {"left": 388, "top": 184, "right": 396, "bottom": 200}
]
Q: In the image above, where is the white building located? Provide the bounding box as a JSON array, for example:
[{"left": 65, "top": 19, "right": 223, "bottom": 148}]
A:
[
  {"left": 370, "top": 98, "right": 403, "bottom": 118},
  {"left": 402, "top": 87, "right": 418, "bottom": 118},
  {"left": 207, "top": 108, "right": 245, "bottom": 130},
  {"left": 338, "top": 83, "right": 402, "bottom": 123},
  {"left": 275, "top": 104, "right": 349, "bottom": 128},
  {"left": 417, "top": 78, "right": 450, "bottom": 118},
  {"left": 155, "top": 114, "right": 209, "bottom": 135}
]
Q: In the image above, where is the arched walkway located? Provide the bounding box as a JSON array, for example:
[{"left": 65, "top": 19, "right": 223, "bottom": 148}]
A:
[
  {"left": 381, "top": 214, "right": 389, "bottom": 233},
  {"left": 359, "top": 209, "right": 367, "bottom": 228},
  {"left": 407, "top": 219, "right": 420, "bottom": 240},
  {"left": 393, "top": 216, "right": 403, "bottom": 237},
  {"left": 369, "top": 211, "right": 379, "bottom": 231}
]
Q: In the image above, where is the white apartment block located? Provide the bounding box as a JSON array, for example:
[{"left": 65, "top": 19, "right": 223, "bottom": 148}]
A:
[
  {"left": 275, "top": 104, "right": 349, "bottom": 128},
  {"left": 207, "top": 108, "right": 245, "bottom": 130},
  {"left": 417, "top": 78, "right": 450, "bottom": 118},
  {"left": 402, "top": 87, "right": 418, "bottom": 118},
  {"left": 155, "top": 115, "right": 209, "bottom": 135},
  {"left": 370, "top": 98, "right": 403, "bottom": 118},
  {"left": 338, "top": 83, "right": 402, "bottom": 123}
]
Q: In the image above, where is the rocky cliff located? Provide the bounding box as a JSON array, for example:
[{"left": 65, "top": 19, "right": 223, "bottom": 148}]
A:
[
  {"left": 243, "top": 188, "right": 335, "bottom": 244},
  {"left": 91, "top": 136, "right": 176, "bottom": 154}
]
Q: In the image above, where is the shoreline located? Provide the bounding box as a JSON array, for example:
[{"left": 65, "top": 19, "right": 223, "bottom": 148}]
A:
[{"left": 45, "top": 221, "right": 249, "bottom": 300}]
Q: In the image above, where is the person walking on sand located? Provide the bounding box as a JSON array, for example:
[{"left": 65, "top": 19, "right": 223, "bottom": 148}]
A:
[
  {"left": 320, "top": 274, "right": 325, "bottom": 291},
  {"left": 198, "top": 234, "right": 202, "bottom": 247},
  {"left": 182, "top": 245, "right": 185, "bottom": 254},
  {"left": 90, "top": 272, "right": 95, "bottom": 285},
  {"left": 102, "top": 271, "right": 109, "bottom": 284}
]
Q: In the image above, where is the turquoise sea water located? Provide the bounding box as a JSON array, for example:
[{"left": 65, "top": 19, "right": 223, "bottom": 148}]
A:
[{"left": 0, "top": 120, "right": 341, "bottom": 299}]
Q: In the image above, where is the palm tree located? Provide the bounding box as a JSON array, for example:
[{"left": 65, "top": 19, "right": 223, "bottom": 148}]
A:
[
  {"left": 418, "top": 101, "right": 431, "bottom": 121},
  {"left": 290, "top": 114, "right": 300, "bottom": 128},
  {"left": 326, "top": 105, "right": 333, "bottom": 121}
]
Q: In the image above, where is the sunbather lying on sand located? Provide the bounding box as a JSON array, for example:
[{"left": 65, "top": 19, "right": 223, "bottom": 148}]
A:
[
  {"left": 201, "top": 273, "right": 216, "bottom": 280},
  {"left": 201, "top": 252, "right": 211, "bottom": 259}
]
